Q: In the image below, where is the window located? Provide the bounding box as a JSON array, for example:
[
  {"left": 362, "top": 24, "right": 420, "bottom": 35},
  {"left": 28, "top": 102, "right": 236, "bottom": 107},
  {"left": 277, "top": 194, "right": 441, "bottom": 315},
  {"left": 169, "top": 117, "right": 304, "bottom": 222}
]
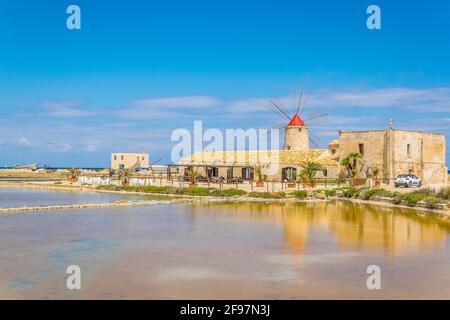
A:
[
  {"left": 137, "top": 156, "right": 139, "bottom": 161},
  {"left": 242, "top": 167, "right": 253, "bottom": 180},
  {"left": 121, "top": 155, "right": 124, "bottom": 160},
  {"left": 286, "top": 146, "right": 291, "bottom": 150},
  {"left": 331, "top": 149, "right": 336, "bottom": 155},
  {"left": 282, "top": 167, "right": 297, "bottom": 182},
  {"left": 358, "top": 143, "right": 364, "bottom": 155},
  {"left": 323, "top": 169, "right": 328, "bottom": 177},
  {"left": 142, "top": 157, "right": 145, "bottom": 161},
  {"left": 407, "top": 144, "right": 411, "bottom": 157},
  {"left": 114, "top": 155, "right": 117, "bottom": 160}
]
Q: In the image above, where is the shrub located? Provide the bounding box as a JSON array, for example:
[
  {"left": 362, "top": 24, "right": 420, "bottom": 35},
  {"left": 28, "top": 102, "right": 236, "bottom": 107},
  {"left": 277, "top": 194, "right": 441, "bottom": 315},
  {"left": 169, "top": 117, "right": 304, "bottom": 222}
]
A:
[
  {"left": 211, "top": 189, "right": 247, "bottom": 197},
  {"left": 423, "top": 196, "right": 444, "bottom": 209},
  {"left": 359, "top": 188, "right": 383, "bottom": 200},
  {"left": 54, "top": 182, "right": 62, "bottom": 185},
  {"left": 400, "top": 192, "right": 428, "bottom": 207},
  {"left": 340, "top": 187, "right": 359, "bottom": 198},
  {"left": 248, "top": 191, "right": 286, "bottom": 199},
  {"left": 437, "top": 187, "right": 450, "bottom": 200},
  {"left": 291, "top": 190, "right": 308, "bottom": 199},
  {"left": 176, "top": 187, "right": 212, "bottom": 196},
  {"left": 324, "top": 189, "right": 336, "bottom": 197}
]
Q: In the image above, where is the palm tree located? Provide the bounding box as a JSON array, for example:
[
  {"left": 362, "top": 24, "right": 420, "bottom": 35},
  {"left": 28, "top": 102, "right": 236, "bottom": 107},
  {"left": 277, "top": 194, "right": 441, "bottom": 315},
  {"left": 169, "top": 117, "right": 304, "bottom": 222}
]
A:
[
  {"left": 298, "top": 159, "right": 323, "bottom": 187},
  {"left": 119, "top": 168, "right": 133, "bottom": 186},
  {"left": 254, "top": 164, "right": 269, "bottom": 182},
  {"left": 341, "top": 152, "right": 365, "bottom": 186},
  {"left": 185, "top": 167, "right": 200, "bottom": 185},
  {"left": 372, "top": 167, "right": 381, "bottom": 188},
  {"left": 68, "top": 167, "right": 81, "bottom": 182},
  {"left": 341, "top": 152, "right": 364, "bottom": 179}
]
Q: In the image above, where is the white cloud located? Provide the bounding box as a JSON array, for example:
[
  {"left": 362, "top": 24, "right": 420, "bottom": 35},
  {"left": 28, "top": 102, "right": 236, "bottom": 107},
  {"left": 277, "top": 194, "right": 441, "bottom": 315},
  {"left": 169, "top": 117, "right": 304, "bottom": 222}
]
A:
[
  {"left": 133, "top": 95, "right": 221, "bottom": 108},
  {"left": 226, "top": 87, "right": 450, "bottom": 114},
  {"left": 40, "top": 100, "right": 96, "bottom": 118},
  {"left": 18, "top": 137, "right": 31, "bottom": 146}
]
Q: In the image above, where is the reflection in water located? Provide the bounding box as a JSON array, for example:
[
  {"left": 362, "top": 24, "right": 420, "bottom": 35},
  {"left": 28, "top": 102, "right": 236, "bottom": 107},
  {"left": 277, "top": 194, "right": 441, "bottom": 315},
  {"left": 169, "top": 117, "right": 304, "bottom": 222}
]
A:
[
  {"left": 197, "top": 201, "right": 448, "bottom": 257},
  {"left": 1, "top": 196, "right": 450, "bottom": 299}
]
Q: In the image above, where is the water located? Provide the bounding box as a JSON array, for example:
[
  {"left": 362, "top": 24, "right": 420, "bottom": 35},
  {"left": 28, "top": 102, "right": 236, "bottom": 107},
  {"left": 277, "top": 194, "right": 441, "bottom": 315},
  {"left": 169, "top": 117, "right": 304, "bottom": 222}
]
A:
[
  {"left": 0, "top": 187, "right": 156, "bottom": 208},
  {"left": 0, "top": 188, "right": 449, "bottom": 299}
]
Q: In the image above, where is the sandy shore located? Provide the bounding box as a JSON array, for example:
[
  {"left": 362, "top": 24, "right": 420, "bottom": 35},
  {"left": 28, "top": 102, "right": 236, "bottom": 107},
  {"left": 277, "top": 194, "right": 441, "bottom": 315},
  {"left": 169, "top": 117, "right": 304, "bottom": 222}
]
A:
[{"left": 0, "top": 181, "right": 449, "bottom": 219}]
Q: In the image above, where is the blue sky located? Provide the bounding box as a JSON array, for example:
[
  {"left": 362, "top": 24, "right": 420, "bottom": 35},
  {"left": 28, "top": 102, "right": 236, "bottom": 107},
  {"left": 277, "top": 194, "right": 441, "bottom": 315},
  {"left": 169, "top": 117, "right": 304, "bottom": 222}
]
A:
[{"left": 0, "top": 0, "right": 449, "bottom": 167}]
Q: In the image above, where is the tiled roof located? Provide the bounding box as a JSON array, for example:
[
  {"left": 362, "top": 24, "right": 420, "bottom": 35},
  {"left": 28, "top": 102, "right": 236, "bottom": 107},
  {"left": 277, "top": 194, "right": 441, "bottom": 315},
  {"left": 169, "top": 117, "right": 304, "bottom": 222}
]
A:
[
  {"left": 328, "top": 139, "right": 340, "bottom": 146},
  {"left": 178, "top": 149, "right": 338, "bottom": 166}
]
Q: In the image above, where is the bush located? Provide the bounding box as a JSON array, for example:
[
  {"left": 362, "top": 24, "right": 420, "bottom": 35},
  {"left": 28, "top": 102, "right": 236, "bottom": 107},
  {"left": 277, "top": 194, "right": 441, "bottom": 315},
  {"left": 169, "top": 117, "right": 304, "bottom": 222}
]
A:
[
  {"left": 324, "top": 189, "right": 336, "bottom": 197},
  {"left": 211, "top": 188, "right": 247, "bottom": 197},
  {"left": 399, "top": 192, "right": 428, "bottom": 207},
  {"left": 340, "top": 187, "right": 359, "bottom": 198},
  {"left": 248, "top": 191, "right": 286, "bottom": 199},
  {"left": 291, "top": 190, "right": 308, "bottom": 199},
  {"left": 437, "top": 187, "right": 450, "bottom": 200},
  {"left": 423, "top": 196, "right": 444, "bottom": 209},
  {"left": 175, "top": 187, "right": 212, "bottom": 196},
  {"left": 359, "top": 188, "right": 383, "bottom": 200}
]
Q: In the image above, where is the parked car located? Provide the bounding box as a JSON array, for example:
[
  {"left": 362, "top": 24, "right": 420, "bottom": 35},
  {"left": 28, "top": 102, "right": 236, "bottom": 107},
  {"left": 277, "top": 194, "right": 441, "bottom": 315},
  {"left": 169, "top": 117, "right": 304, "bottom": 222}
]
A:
[{"left": 395, "top": 174, "right": 421, "bottom": 187}]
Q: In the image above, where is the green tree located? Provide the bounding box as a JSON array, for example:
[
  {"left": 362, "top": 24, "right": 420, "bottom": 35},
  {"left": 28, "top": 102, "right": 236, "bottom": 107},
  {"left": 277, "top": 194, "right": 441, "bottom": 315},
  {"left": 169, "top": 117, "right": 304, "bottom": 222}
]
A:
[
  {"left": 298, "top": 159, "right": 323, "bottom": 184},
  {"left": 341, "top": 152, "right": 364, "bottom": 179},
  {"left": 185, "top": 167, "right": 200, "bottom": 184}
]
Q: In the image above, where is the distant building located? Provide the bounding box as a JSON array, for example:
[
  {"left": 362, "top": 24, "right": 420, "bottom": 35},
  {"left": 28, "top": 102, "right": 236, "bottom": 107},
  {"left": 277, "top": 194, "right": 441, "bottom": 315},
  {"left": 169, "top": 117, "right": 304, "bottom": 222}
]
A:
[{"left": 111, "top": 153, "right": 149, "bottom": 170}]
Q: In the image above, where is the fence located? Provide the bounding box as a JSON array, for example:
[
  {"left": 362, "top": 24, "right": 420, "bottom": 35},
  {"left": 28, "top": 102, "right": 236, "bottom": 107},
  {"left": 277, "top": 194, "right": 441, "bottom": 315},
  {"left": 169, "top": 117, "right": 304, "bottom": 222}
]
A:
[{"left": 78, "top": 174, "right": 381, "bottom": 192}]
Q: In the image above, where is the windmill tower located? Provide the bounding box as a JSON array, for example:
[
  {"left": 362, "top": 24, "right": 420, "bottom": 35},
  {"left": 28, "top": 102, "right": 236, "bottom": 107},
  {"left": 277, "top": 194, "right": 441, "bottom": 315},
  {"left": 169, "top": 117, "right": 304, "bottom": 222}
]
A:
[
  {"left": 284, "top": 113, "right": 309, "bottom": 151},
  {"left": 266, "top": 91, "right": 326, "bottom": 151}
]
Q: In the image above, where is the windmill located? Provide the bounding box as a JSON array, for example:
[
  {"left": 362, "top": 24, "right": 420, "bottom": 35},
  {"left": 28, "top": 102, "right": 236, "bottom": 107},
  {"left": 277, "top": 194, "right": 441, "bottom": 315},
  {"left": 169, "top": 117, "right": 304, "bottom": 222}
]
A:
[{"left": 264, "top": 90, "right": 328, "bottom": 150}]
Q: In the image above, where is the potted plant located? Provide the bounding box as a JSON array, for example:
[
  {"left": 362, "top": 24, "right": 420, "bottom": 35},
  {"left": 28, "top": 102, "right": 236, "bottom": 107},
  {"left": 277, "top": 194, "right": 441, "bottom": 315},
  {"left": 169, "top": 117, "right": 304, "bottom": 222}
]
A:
[
  {"left": 284, "top": 168, "right": 297, "bottom": 188},
  {"left": 373, "top": 167, "right": 381, "bottom": 188},
  {"left": 119, "top": 168, "right": 133, "bottom": 186},
  {"left": 68, "top": 167, "right": 81, "bottom": 183},
  {"left": 186, "top": 167, "right": 200, "bottom": 188},
  {"left": 299, "top": 159, "right": 323, "bottom": 188},
  {"left": 254, "top": 164, "right": 269, "bottom": 187}
]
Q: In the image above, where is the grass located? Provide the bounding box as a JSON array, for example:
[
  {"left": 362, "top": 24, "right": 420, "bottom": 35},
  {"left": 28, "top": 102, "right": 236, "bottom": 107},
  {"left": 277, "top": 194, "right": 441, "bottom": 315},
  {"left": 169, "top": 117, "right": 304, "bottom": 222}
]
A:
[
  {"left": 248, "top": 191, "right": 286, "bottom": 199},
  {"left": 291, "top": 190, "right": 308, "bottom": 199},
  {"left": 210, "top": 189, "right": 248, "bottom": 197},
  {"left": 423, "top": 196, "right": 444, "bottom": 209}
]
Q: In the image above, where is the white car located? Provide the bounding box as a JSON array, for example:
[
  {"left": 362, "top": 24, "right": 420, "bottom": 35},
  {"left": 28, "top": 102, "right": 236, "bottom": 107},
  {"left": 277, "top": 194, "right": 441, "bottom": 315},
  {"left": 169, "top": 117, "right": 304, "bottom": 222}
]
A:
[{"left": 395, "top": 174, "right": 421, "bottom": 188}]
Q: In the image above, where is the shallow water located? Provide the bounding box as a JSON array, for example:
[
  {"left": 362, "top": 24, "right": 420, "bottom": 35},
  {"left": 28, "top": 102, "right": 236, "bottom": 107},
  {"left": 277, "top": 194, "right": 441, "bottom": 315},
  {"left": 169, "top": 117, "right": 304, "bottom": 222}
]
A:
[
  {"left": 0, "top": 189, "right": 449, "bottom": 299},
  {"left": 0, "top": 187, "right": 155, "bottom": 208}
]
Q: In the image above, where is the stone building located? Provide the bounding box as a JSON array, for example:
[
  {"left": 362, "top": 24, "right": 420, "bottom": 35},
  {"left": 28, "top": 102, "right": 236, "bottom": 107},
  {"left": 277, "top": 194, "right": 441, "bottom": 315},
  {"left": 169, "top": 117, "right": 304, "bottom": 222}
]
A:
[
  {"left": 337, "top": 129, "right": 447, "bottom": 185},
  {"left": 177, "top": 113, "right": 448, "bottom": 185},
  {"left": 111, "top": 152, "right": 149, "bottom": 170}
]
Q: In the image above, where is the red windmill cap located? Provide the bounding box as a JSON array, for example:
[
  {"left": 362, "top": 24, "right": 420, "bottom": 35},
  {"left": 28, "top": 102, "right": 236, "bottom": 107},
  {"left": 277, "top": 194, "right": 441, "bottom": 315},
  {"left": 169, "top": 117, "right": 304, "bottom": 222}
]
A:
[{"left": 288, "top": 114, "right": 304, "bottom": 126}]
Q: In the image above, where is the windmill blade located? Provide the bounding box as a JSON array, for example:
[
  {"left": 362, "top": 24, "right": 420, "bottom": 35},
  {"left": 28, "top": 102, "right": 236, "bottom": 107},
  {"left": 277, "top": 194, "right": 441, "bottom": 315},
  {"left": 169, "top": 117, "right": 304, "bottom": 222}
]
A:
[
  {"left": 309, "top": 136, "right": 320, "bottom": 148},
  {"left": 264, "top": 105, "right": 285, "bottom": 120},
  {"left": 270, "top": 99, "right": 291, "bottom": 120},
  {"left": 300, "top": 94, "right": 310, "bottom": 116},
  {"left": 308, "top": 120, "right": 329, "bottom": 127},
  {"left": 274, "top": 97, "right": 291, "bottom": 118},
  {"left": 291, "top": 90, "right": 297, "bottom": 115},
  {"left": 310, "top": 132, "right": 323, "bottom": 144},
  {"left": 296, "top": 90, "right": 303, "bottom": 115},
  {"left": 304, "top": 113, "right": 328, "bottom": 122}
]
